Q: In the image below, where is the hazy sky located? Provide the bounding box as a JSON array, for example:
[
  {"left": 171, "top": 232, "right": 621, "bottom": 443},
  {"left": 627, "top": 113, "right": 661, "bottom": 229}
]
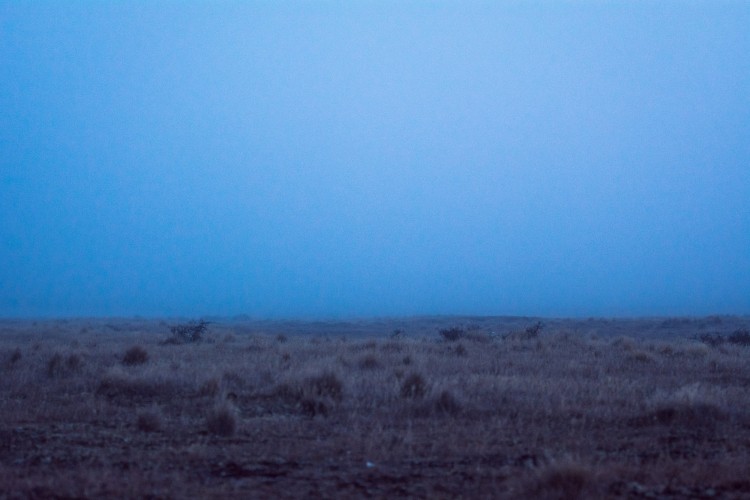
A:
[{"left": 1, "top": 1, "right": 748, "bottom": 318}]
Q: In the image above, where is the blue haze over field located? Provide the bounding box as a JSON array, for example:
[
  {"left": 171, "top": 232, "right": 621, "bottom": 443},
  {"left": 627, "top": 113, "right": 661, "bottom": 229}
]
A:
[{"left": 1, "top": 2, "right": 748, "bottom": 318}]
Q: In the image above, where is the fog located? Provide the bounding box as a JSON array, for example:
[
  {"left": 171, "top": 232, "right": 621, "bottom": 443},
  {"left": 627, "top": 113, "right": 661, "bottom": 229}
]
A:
[{"left": 1, "top": 2, "right": 748, "bottom": 318}]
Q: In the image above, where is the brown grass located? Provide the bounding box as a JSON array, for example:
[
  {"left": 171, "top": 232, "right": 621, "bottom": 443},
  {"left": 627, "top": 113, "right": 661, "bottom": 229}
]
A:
[{"left": 1, "top": 316, "right": 749, "bottom": 498}]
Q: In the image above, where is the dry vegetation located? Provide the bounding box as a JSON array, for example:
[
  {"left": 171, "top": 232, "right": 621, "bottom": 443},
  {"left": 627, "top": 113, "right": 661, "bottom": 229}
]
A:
[{"left": 1, "top": 316, "right": 750, "bottom": 498}]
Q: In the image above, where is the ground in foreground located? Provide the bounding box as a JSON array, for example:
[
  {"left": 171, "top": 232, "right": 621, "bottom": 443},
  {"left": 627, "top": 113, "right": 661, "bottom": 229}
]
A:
[{"left": 1, "top": 315, "right": 749, "bottom": 498}]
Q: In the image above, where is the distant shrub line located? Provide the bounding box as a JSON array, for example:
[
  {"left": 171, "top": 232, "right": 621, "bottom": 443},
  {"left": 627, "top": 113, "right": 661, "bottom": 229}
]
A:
[
  {"left": 438, "top": 321, "right": 544, "bottom": 342},
  {"left": 699, "top": 329, "right": 750, "bottom": 347}
]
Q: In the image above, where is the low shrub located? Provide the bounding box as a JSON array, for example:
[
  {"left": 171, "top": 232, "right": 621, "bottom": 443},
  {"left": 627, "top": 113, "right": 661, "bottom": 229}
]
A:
[
  {"left": 524, "top": 321, "right": 545, "bottom": 338},
  {"left": 439, "top": 327, "right": 465, "bottom": 342},
  {"left": 122, "top": 346, "right": 149, "bottom": 366},
  {"left": 271, "top": 372, "right": 345, "bottom": 417},
  {"left": 503, "top": 322, "right": 545, "bottom": 341},
  {"left": 46, "top": 353, "right": 64, "bottom": 377},
  {"left": 728, "top": 329, "right": 750, "bottom": 346},
  {"left": 164, "top": 320, "right": 210, "bottom": 344},
  {"left": 698, "top": 333, "right": 724, "bottom": 347},
  {"left": 66, "top": 353, "right": 83, "bottom": 371}
]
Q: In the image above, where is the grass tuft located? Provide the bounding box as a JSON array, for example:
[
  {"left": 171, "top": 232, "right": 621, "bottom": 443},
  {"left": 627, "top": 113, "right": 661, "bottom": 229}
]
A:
[
  {"left": 47, "top": 352, "right": 82, "bottom": 377},
  {"left": 400, "top": 372, "right": 427, "bottom": 400},
  {"left": 304, "top": 372, "right": 344, "bottom": 402},
  {"left": 433, "top": 390, "right": 462, "bottom": 415},
  {"left": 7, "top": 348, "right": 22, "bottom": 366},
  {"left": 206, "top": 403, "right": 238, "bottom": 437},
  {"left": 358, "top": 354, "right": 380, "bottom": 370}
]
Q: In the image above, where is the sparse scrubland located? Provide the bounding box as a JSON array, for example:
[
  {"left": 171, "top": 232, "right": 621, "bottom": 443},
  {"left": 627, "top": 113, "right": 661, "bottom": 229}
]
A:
[{"left": 1, "top": 316, "right": 750, "bottom": 498}]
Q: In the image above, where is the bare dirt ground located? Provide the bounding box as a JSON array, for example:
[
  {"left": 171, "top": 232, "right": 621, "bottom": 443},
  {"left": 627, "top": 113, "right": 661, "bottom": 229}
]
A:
[{"left": 1, "top": 315, "right": 750, "bottom": 499}]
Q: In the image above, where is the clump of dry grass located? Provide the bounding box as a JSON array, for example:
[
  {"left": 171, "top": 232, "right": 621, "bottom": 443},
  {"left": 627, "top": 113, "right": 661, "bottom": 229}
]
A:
[
  {"left": 433, "top": 389, "right": 462, "bottom": 416},
  {"left": 206, "top": 403, "right": 238, "bottom": 436},
  {"left": 122, "top": 346, "right": 149, "bottom": 366},
  {"left": 654, "top": 343, "right": 675, "bottom": 357},
  {"left": 633, "top": 383, "right": 729, "bottom": 431},
  {"left": 363, "top": 340, "right": 377, "bottom": 350},
  {"left": 199, "top": 377, "right": 221, "bottom": 397},
  {"left": 304, "top": 372, "right": 344, "bottom": 402},
  {"left": 271, "top": 371, "right": 345, "bottom": 418},
  {"left": 299, "top": 372, "right": 345, "bottom": 417},
  {"left": 682, "top": 342, "right": 710, "bottom": 357},
  {"left": 358, "top": 354, "right": 380, "bottom": 370},
  {"left": 612, "top": 336, "right": 636, "bottom": 351},
  {"left": 6, "top": 348, "right": 22, "bottom": 367},
  {"left": 46, "top": 352, "right": 82, "bottom": 377},
  {"left": 400, "top": 372, "right": 427, "bottom": 400},
  {"left": 627, "top": 349, "right": 656, "bottom": 363},
  {"left": 380, "top": 340, "right": 404, "bottom": 352},
  {"left": 651, "top": 403, "right": 727, "bottom": 428},
  {"left": 97, "top": 371, "right": 178, "bottom": 403}
]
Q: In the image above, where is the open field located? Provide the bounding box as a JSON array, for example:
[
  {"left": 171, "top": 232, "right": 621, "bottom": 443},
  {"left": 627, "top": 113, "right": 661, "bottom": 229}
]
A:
[{"left": 1, "top": 315, "right": 750, "bottom": 499}]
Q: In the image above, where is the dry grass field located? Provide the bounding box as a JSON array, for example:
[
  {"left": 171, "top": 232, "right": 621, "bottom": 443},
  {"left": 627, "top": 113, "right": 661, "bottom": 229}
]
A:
[{"left": 1, "top": 316, "right": 750, "bottom": 499}]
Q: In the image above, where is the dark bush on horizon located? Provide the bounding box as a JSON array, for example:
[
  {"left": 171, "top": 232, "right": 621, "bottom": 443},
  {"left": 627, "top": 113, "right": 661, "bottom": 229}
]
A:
[
  {"left": 122, "top": 346, "right": 149, "bottom": 365},
  {"left": 439, "top": 327, "right": 466, "bottom": 342},
  {"left": 164, "top": 320, "right": 211, "bottom": 344}
]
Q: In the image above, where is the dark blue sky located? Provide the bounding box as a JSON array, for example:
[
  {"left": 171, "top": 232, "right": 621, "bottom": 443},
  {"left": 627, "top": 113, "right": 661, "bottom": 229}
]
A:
[{"left": 1, "top": 1, "right": 748, "bottom": 318}]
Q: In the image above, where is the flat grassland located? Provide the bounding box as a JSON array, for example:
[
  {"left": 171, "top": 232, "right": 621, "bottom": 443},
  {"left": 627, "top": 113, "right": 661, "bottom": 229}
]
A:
[{"left": 1, "top": 316, "right": 749, "bottom": 499}]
